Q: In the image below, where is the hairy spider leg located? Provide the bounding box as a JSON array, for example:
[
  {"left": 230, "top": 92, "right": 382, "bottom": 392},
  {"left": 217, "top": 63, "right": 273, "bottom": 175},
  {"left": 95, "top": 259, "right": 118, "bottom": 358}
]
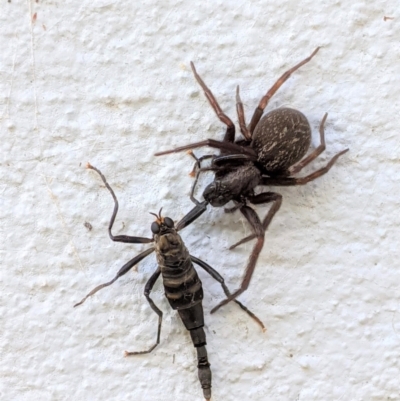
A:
[
  {"left": 262, "top": 148, "right": 349, "bottom": 187},
  {"left": 155, "top": 62, "right": 256, "bottom": 158},
  {"left": 215, "top": 145, "right": 348, "bottom": 309},
  {"left": 155, "top": 138, "right": 257, "bottom": 157},
  {"left": 248, "top": 47, "right": 320, "bottom": 135},
  {"left": 229, "top": 147, "right": 348, "bottom": 248},
  {"left": 190, "top": 61, "right": 236, "bottom": 145},
  {"left": 236, "top": 85, "right": 251, "bottom": 140},
  {"left": 289, "top": 112, "right": 328, "bottom": 175}
]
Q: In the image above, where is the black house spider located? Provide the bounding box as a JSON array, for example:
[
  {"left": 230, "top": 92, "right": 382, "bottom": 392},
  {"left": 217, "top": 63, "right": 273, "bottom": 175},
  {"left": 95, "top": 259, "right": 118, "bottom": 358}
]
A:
[{"left": 155, "top": 47, "right": 348, "bottom": 313}]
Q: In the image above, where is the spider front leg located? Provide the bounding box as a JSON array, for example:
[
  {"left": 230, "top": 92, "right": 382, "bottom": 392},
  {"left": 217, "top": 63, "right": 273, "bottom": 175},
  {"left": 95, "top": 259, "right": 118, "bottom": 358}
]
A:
[
  {"left": 155, "top": 138, "right": 257, "bottom": 157},
  {"left": 173, "top": 153, "right": 217, "bottom": 231},
  {"left": 186, "top": 151, "right": 217, "bottom": 208}
]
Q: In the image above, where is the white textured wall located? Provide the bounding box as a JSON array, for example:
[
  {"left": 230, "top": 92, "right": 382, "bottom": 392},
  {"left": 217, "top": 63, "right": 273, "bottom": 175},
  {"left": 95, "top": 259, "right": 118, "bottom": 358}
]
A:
[{"left": 1, "top": 1, "right": 399, "bottom": 400}]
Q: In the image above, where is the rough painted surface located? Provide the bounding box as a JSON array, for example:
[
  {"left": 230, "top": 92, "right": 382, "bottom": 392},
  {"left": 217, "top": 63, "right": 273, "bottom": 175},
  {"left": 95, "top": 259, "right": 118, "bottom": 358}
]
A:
[{"left": 1, "top": 1, "right": 399, "bottom": 400}]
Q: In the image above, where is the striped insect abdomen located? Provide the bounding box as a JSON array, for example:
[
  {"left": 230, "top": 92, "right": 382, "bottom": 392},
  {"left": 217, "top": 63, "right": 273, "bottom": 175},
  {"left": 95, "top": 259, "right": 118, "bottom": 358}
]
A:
[{"left": 161, "top": 257, "right": 204, "bottom": 310}]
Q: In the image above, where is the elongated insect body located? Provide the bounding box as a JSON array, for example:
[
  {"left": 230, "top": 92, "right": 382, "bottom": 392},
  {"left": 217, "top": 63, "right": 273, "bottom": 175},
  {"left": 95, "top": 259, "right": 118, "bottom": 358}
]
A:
[
  {"left": 152, "top": 218, "right": 211, "bottom": 399},
  {"left": 74, "top": 165, "right": 265, "bottom": 400}
]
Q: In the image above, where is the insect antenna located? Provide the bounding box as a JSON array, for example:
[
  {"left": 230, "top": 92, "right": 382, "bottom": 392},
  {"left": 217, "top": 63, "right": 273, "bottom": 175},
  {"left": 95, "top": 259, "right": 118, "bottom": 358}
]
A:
[{"left": 149, "top": 207, "right": 164, "bottom": 220}]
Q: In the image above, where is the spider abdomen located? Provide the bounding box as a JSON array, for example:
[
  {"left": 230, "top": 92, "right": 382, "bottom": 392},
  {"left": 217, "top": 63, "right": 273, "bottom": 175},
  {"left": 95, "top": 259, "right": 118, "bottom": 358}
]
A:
[{"left": 251, "top": 107, "right": 311, "bottom": 173}]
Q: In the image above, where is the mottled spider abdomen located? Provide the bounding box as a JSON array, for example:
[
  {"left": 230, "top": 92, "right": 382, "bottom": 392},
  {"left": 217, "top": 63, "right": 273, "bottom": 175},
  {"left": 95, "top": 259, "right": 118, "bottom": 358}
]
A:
[{"left": 252, "top": 107, "right": 311, "bottom": 173}]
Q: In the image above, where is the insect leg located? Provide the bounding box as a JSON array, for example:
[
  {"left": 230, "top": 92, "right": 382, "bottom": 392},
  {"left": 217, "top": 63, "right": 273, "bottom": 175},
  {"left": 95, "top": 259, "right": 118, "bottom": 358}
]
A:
[
  {"left": 125, "top": 267, "right": 163, "bottom": 356},
  {"left": 87, "top": 163, "right": 153, "bottom": 244},
  {"left": 74, "top": 247, "right": 155, "bottom": 307},
  {"left": 248, "top": 47, "right": 320, "bottom": 135},
  {"left": 191, "top": 255, "right": 266, "bottom": 331},
  {"left": 175, "top": 200, "right": 209, "bottom": 231}
]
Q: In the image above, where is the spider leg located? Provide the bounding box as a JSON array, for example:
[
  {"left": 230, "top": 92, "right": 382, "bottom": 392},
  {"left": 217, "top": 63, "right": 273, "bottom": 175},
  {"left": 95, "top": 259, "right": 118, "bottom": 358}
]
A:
[
  {"left": 289, "top": 113, "right": 328, "bottom": 175},
  {"left": 156, "top": 63, "right": 264, "bottom": 158},
  {"left": 125, "top": 267, "right": 163, "bottom": 356},
  {"left": 236, "top": 85, "right": 251, "bottom": 140},
  {"left": 262, "top": 148, "right": 349, "bottom": 187},
  {"left": 190, "top": 61, "right": 236, "bottom": 144},
  {"left": 248, "top": 47, "right": 320, "bottom": 135},
  {"left": 210, "top": 205, "right": 265, "bottom": 313},
  {"left": 229, "top": 192, "right": 282, "bottom": 249},
  {"left": 155, "top": 138, "right": 257, "bottom": 157}
]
